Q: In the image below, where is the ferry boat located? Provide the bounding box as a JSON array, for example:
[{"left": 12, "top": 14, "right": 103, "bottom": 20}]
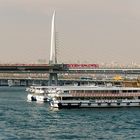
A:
[
  {"left": 48, "top": 86, "right": 140, "bottom": 109},
  {"left": 26, "top": 86, "right": 58, "bottom": 102}
]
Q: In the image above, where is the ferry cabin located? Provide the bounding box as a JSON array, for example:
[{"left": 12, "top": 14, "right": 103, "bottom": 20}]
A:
[
  {"left": 49, "top": 86, "right": 140, "bottom": 108},
  {"left": 27, "top": 86, "right": 59, "bottom": 102}
]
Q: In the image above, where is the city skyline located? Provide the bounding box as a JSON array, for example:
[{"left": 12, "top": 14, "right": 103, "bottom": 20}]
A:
[{"left": 0, "top": 0, "right": 140, "bottom": 65}]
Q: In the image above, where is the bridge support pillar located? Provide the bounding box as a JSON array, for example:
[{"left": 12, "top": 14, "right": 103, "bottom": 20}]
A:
[{"left": 48, "top": 72, "right": 58, "bottom": 86}]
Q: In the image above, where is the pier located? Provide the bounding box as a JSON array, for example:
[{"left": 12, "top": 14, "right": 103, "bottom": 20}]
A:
[{"left": 0, "top": 70, "right": 139, "bottom": 87}]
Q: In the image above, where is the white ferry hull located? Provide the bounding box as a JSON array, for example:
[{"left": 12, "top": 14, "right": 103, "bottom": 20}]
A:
[
  {"left": 50, "top": 100, "right": 140, "bottom": 109},
  {"left": 27, "top": 94, "right": 37, "bottom": 101}
]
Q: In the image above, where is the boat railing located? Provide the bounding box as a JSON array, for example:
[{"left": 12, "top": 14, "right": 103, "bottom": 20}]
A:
[{"left": 71, "top": 92, "right": 140, "bottom": 97}]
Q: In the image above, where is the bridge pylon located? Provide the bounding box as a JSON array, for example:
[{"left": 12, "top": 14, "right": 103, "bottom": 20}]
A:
[
  {"left": 48, "top": 71, "right": 58, "bottom": 86},
  {"left": 48, "top": 11, "right": 58, "bottom": 86},
  {"left": 49, "top": 10, "right": 57, "bottom": 65}
]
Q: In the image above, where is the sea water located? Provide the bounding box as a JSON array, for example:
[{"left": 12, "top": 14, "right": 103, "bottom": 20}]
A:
[{"left": 0, "top": 87, "right": 140, "bottom": 140}]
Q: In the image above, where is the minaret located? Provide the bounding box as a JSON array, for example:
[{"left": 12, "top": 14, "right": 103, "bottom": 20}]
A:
[{"left": 49, "top": 11, "right": 57, "bottom": 64}]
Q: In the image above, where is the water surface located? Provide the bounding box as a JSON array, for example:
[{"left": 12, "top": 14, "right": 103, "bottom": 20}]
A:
[{"left": 0, "top": 87, "right": 140, "bottom": 140}]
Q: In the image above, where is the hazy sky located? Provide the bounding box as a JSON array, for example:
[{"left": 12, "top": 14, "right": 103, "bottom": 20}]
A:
[{"left": 0, "top": 0, "right": 140, "bottom": 64}]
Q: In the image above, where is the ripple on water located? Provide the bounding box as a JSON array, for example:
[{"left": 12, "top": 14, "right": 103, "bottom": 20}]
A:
[{"left": 0, "top": 87, "right": 140, "bottom": 139}]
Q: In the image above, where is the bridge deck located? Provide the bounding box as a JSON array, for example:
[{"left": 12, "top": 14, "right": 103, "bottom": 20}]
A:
[{"left": 0, "top": 64, "right": 139, "bottom": 74}]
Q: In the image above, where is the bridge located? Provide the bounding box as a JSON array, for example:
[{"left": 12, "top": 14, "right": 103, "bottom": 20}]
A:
[
  {"left": 0, "top": 11, "right": 139, "bottom": 86},
  {"left": 0, "top": 64, "right": 140, "bottom": 75}
]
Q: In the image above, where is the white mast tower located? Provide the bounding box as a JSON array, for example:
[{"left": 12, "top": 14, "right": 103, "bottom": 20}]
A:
[
  {"left": 48, "top": 11, "right": 58, "bottom": 86},
  {"left": 49, "top": 11, "right": 57, "bottom": 64}
]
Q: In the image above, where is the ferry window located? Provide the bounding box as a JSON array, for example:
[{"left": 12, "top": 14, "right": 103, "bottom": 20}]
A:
[
  {"left": 122, "top": 90, "right": 127, "bottom": 93},
  {"left": 62, "top": 97, "right": 68, "bottom": 100},
  {"left": 64, "top": 90, "right": 69, "bottom": 93},
  {"left": 84, "top": 97, "right": 87, "bottom": 100},
  {"left": 72, "top": 90, "right": 76, "bottom": 93},
  {"left": 81, "top": 97, "right": 85, "bottom": 100},
  {"left": 107, "top": 90, "right": 111, "bottom": 93},
  {"left": 56, "top": 97, "right": 61, "bottom": 100},
  {"left": 127, "top": 102, "right": 130, "bottom": 105},
  {"left": 117, "top": 103, "right": 120, "bottom": 105},
  {"left": 112, "top": 90, "right": 119, "bottom": 93},
  {"left": 76, "top": 90, "right": 83, "bottom": 93},
  {"left": 85, "top": 90, "right": 92, "bottom": 93},
  {"left": 74, "top": 97, "right": 78, "bottom": 100},
  {"left": 107, "top": 103, "right": 111, "bottom": 106},
  {"left": 133, "top": 90, "right": 138, "bottom": 93},
  {"left": 62, "top": 97, "right": 75, "bottom": 100},
  {"left": 90, "top": 97, "right": 95, "bottom": 100},
  {"left": 128, "top": 90, "right": 132, "bottom": 93}
]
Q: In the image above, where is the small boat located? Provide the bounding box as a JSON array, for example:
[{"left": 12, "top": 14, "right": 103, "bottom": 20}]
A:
[{"left": 48, "top": 86, "right": 140, "bottom": 109}]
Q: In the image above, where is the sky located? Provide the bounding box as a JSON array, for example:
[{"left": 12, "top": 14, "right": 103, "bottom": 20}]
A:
[{"left": 0, "top": 0, "right": 140, "bottom": 65}]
